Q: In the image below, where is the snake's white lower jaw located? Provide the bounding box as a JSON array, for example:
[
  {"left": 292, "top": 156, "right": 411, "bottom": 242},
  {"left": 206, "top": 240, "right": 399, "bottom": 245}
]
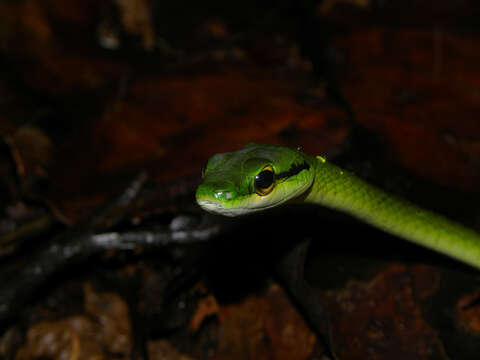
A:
[
  {"left": 198, "top": 200, "right": 224, "bottom": 213},
  {"left": 198, "top": 200, "right": 250, "bottom": 217}
]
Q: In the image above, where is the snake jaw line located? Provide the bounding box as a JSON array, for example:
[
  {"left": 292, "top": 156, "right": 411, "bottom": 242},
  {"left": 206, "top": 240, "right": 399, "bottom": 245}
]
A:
[{"left": 197, "top": 200, "right": 249, "bottom": 217}]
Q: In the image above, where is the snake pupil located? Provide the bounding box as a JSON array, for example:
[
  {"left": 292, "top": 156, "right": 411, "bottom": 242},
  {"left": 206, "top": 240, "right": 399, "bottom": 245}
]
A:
[{"left": 254, "top": 166, "right": 274, "bottom": 195}]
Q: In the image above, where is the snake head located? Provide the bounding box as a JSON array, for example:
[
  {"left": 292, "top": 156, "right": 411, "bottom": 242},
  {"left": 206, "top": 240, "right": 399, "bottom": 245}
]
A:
[{"left": 196, "top": 143, "right": 316, "bottom": 216}]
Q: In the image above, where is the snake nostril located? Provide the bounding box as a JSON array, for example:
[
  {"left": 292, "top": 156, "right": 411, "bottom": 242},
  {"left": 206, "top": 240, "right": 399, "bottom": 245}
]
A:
[{"left": 213, "top": 190, "right": 233, "bottom": 201}]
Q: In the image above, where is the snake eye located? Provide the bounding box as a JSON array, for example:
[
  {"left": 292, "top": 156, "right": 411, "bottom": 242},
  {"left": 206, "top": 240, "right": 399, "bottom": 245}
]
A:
[{"left": 254, "top": 165, "right": 275, "bottom": 196}]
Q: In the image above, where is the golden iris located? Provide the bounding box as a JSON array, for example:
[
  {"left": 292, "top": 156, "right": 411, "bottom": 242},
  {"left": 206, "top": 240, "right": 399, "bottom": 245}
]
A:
[{"left": 254, "top": 165, "right": 275, "bottom": 196}]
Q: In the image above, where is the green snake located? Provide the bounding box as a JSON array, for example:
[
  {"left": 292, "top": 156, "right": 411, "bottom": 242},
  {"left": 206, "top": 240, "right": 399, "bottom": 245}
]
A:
[{"left": 196, "top": 142, "right": 480, "bottom": 270}]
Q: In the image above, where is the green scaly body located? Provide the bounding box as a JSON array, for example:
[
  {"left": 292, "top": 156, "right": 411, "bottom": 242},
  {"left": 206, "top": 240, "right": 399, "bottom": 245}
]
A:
[
  {"left": 196, "top": 143, "right": 480, "bottom": 269},
  {"left": 308, "top": 159, "right": 480, "bottom": 268}
]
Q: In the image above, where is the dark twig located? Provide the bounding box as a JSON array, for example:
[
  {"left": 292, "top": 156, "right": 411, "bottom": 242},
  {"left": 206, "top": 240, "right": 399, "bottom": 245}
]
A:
[
  {"left": 0, "top": 215, "right": 56, "bottom": 256},
  {"left": 90, "top": 225, "right": 220, "bottom": 250},
  {"left": 0, "top": 173, "right": 149, "bottom": 326},
  {"left": 0, "top": 167, "right": 225, "bottom": 329}
]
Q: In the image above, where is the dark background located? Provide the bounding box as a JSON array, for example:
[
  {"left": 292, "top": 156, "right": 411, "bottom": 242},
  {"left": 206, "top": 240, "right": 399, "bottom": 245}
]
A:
[{"left": 1, "top": 1, "right": 480, "bottom": 359}]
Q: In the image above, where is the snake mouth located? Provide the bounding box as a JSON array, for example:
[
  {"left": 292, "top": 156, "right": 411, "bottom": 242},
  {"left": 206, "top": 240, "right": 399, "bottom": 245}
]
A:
[
  {"left": 198, "top": 200, "right": 225, "bottom": 213},
  {"left": 198, "top": 199, "right": 251, "bottom": 217}
]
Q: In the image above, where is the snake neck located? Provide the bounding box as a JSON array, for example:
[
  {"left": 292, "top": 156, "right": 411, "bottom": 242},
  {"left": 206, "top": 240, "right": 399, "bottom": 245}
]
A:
[
  {"left": 303, "top": 158, "right": 374, "bottom": 213},
  {"left": 302, "top": 157, "right": 480, "bottom": 269}
]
